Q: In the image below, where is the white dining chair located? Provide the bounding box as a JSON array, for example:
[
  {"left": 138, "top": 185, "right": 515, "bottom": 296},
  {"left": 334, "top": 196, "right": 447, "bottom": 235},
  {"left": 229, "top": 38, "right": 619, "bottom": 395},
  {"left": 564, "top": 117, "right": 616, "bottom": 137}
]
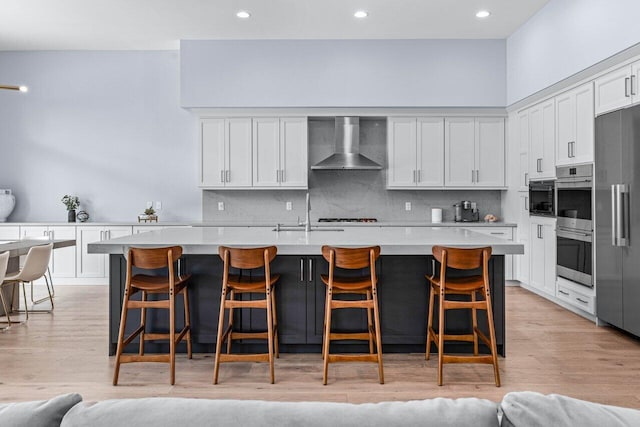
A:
[
  {"left": 0, "top": 243, "right": 54, "bottom": 326},
  {"left": 0, "top": 251, "right": 10, "bottom": 329}
]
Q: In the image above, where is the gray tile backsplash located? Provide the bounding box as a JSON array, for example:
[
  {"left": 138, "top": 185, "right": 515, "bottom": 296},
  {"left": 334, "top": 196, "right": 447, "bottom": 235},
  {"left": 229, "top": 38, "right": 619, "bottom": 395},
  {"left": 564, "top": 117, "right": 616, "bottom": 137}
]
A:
[{"left": 202, "top": 118, "right": 502, "bottom": 223}]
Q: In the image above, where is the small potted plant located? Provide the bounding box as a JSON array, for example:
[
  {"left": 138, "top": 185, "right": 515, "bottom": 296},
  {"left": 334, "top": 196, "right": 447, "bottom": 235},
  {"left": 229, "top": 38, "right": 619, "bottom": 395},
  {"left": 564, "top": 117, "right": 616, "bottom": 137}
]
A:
[
  {"left": 138, "top": 206, "right": 158, "bottom": 223},
  {"left": 61, "top": 195, "right": 79, "bottom": 222}
]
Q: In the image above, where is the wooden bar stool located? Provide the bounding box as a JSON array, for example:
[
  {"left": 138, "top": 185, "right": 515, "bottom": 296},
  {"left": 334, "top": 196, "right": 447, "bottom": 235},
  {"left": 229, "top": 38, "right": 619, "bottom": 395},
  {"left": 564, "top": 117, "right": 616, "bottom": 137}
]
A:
[
  {"left": 213, "top": 246, "right": 279, "bottom": 384},
  {"left": 425, "top": 245, "right": 500, "bottom": 387},
  {"left": 113, "top": 246, "right": 192, "bottom": 386},
  {"left": 321, "top": 245, "right": 383, "bottom": 385}
]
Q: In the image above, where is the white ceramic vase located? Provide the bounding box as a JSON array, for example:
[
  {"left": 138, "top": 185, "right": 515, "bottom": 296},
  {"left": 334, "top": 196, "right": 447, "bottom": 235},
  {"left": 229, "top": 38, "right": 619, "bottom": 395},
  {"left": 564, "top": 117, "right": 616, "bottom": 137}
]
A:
[{"left": 0, "top": 190, "right": 16, "bottom": 222}]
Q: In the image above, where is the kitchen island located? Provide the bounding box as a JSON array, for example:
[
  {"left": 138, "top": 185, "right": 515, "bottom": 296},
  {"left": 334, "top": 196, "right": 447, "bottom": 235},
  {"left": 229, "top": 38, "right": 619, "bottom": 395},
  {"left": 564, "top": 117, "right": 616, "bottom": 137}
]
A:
[{"left": 89, "top": 226, "right": 523, "bottom": 356}]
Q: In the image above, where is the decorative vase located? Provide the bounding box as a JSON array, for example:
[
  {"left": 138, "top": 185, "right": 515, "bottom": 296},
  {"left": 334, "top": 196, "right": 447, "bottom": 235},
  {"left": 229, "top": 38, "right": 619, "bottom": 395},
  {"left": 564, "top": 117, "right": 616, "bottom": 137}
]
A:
[
  {"left": 0, "top": 190, "right": 16, "bottom": 222},
  {"left": 68, "top": 209, "right": 76, "bottom": 223},
  {"left": 76, "top": 210, "right": 89, "bottom": 222}
]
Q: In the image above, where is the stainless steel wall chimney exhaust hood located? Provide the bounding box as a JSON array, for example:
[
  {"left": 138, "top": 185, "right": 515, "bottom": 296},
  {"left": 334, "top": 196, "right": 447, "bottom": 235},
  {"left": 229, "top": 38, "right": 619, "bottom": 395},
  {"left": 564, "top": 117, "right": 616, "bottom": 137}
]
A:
[{"left": 311, "top": 117, "right": 382, "bottom": 170}]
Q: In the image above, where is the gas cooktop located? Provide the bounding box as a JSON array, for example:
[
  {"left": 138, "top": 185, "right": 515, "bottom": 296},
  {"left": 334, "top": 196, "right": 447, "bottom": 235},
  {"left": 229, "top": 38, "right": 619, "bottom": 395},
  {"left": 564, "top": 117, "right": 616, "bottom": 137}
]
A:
[{"left": 318, "top": 218, "right": 378, "bottom": 223}]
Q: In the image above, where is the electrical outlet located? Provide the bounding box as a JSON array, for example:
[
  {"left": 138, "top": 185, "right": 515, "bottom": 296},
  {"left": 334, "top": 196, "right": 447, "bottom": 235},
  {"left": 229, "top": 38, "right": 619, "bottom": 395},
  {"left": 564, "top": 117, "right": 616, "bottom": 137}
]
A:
[
  {"left": 286, "top": 201, "right": 292, "bottom": 211},
  {"left": 218, "top": 202, "right": 224, "bottom": 211},
  {"left": 146, "top": 201, "right": 153, "bottom": 209},
  {"left": 405, "top": 202, "right": 412, "bottom": 211},
  {"left": 155, "top": 201, "right": 162, "bottom": 210}
]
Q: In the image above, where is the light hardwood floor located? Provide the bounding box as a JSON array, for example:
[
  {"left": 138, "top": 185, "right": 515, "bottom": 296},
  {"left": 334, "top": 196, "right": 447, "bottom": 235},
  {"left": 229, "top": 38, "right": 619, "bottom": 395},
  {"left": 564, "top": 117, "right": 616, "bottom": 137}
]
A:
[{"left": 1, "top": 285, "right": 639, "bottom": 407}]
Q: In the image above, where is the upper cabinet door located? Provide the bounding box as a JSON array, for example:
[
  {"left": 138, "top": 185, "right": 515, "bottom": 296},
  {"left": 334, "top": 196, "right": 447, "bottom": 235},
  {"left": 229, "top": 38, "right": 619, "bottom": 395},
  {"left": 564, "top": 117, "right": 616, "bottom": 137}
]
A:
[
  {"left": 594, "top": 66, "right": 632, "bottom": 116},
  {"left": 444, "top": 117, "right": 475, "bottom": 187},
  {"left": 280, "top": 117, "right": 308, "bottom": 188},
  {"left": 528, "top": 99, "right": 555, "bottom": 179},
  {"left": 475, "top": 117, "right": 505, "bottom": 187},
  {"left": 200, "top": 118, "right": 226, "bottom": 187},
  {"left": 556, "top": 82, "right": 594, "bottom": 166},
  {"left": 387, "top": 117, "right": 418, "bottom": 188},
  {"left": 225, "top": 118, "right": 253, "bottom": 187},
  {"left": 252, "top": 117, "right": 280, "bottom": 187},
  {"left": 417, "top": 117, "right": 444, "bottom": 187}
]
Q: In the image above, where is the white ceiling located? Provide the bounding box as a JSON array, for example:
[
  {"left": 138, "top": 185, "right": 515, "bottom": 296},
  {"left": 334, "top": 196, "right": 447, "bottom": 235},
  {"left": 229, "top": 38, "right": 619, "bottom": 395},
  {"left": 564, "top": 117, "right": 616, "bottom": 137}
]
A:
[{"left": 0, "top": 0, "right": 550, "bottom": 51}]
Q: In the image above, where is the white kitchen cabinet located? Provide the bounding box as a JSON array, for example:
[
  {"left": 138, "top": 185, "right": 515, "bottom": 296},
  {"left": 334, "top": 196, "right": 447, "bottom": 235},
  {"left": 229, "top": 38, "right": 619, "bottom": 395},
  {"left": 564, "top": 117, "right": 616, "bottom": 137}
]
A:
[
  {"left": 200, "top": 118, "right": 252, "bottom": 188},
  {"left": 387, "top": 117, "right": 444, "bottom": 188},
  {"left": 76, "top": 226, "right": 132, "bottom": 278},
  {"left": 516, "top": 194, "right": 531, "bottom": 286},
  {"left": 517, "top": 110, "right": 529, "bottom": 191},
  {"left": 528, "top": 216, "right": 556, "bottom": 297},
  {"left": 528, "top": 99, "right": 556, "bottom": 180},
  {"left": 594, "top": 62, "right": 640, "bottom": 116},
  {"left": 444, "top": 117, "right": 505, "bottom": 188},
  {"left": 0, "top": 225, "right": 20, "bottom": 240},
  {"left": 556, "top": 83, "right": 594, "bottom": 166},
  {"left": 21, "top": 225, "right": 76, "bottom": 279},
  {"left": 253, "top": 117, "right": 308, "bottom": 189}
]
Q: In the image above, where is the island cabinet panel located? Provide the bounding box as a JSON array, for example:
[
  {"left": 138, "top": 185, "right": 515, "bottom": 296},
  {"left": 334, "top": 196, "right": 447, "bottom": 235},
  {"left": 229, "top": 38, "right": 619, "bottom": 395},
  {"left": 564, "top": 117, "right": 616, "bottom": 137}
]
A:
[{"left": 109, "top": 254, "right": 505, "bottom": 356}]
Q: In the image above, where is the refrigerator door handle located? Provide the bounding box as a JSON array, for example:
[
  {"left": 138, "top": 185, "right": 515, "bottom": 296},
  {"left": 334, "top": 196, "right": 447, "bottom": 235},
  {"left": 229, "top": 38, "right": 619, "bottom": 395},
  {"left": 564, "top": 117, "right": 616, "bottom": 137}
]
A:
[
  {"left": 620, "top": 184, "right": 629, "bottom": 246},
  {"left": 612, "top": 184, "right": 618, "bottom": 246}
]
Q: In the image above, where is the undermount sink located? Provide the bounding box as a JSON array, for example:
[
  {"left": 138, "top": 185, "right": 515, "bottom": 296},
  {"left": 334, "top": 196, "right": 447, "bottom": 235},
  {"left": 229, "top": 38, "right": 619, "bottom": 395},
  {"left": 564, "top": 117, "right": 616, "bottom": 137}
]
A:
[{"left": 272, "top": 226, "right": 344, "bottom": 232}]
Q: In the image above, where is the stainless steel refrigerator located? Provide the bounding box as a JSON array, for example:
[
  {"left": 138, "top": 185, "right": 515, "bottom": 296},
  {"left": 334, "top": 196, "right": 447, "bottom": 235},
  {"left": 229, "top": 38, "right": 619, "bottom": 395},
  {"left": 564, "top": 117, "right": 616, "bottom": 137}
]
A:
[{"left": 595, "top": 103, "right": 640, "bottom": 336}]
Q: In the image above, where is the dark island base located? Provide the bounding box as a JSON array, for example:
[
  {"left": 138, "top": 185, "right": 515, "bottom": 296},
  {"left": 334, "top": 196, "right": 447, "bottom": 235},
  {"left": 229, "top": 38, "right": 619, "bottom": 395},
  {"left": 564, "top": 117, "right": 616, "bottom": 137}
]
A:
[{"left": 109, "top": 254, "right": 505, "bottom": 357}]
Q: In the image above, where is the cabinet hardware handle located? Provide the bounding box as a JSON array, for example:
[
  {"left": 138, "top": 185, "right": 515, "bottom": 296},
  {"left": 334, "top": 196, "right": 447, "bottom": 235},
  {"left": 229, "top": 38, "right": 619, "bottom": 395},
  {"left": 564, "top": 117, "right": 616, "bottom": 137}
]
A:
[
  {"left": 475, "top": 170, "right": 479, "bottom": 183},
  {"left": 276, "top": 170, "right": 279, "bottom": 182},
  {"left": 611, "top": 184, "right": 618, "bottom": 246},
  {"left": 220, "top": 170, "right": 225, "bottom": 183},
  {"left": 576, "top": 297, "right": 589, "bottom": 304},
  {"left": 413, "top": 170, "right": 416, "bottom": 183},
  {"left": 525, "top": 196, "right": 529, "bottom": 211},
  {"left": 282, "top": 169, "right": 285, "bottom": 183},
  {"left": 558, "top": 290, "right": 570, "bottom": 296},
  {"left": 43, "top": 230, "right": 48, "bottom": 237},
  {"left": 107, "top": 230, "right": 111, "bottom": 239},
  {"left": 524, "top": 172, "right": 528, "bottom": 186},
  {"left": 633, "top": 75, "right": 637, "bottom": 96},
  {"left": 568, "top": 142, "right": 572, "bottom": 158},
  {"left": 226, "top": 170, "right": 230, "bottom": 182},
  {"left": 417, "top": 169, "right": 421, "bottom": 183},
  {"left": 300, "top": 258, "right": 304, "bottom": 282},
  {"left": 471, "top": 169, "right": 475, "bottom": 183},
  {"left": 625, "top": 77, "right": 631, "bottom": 97},
  {"left": 308, "top": 258, "right": 313, "bottom": 282},
  {"left": 490, "top": 232, "right": 504, "bottom": 235},
  {"left": 538, "top": 158, "right": 543, "bottom": 172},
  {"left": 431, "top": 259, "right": 436, "bottom": 275},
  {"left": 49, "top": 230, "right": 54, "bottom": 240}
]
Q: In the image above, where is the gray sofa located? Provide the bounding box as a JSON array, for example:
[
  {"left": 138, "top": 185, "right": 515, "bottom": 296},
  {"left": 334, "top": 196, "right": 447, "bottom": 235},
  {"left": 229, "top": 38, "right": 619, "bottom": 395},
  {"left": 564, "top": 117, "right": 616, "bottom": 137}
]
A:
[{"left": 0, "top": 391, "right": 639, "bottom": 427}]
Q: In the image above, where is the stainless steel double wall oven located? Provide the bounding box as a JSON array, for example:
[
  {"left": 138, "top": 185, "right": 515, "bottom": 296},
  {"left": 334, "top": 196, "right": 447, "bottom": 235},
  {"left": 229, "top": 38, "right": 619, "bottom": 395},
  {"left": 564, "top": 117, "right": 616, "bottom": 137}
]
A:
[{"left": 555, "top": 164, "right": 593, "bottom": 288}]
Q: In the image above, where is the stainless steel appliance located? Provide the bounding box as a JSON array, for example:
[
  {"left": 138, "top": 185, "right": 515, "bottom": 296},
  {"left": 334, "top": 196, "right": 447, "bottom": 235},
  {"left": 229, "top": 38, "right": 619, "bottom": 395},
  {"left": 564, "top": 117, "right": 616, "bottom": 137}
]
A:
[
  {"left": 310, "top": 117, "right": 382, "bottom": 170},
  {"left": 595, "top": 104, "right": 640, "bottom": 336},
  {"left": 453, "top": 201, "right": 479, "bottom": 222},
  {"left": 556, "top": 164, "right": 593, "bottom": 288},
  {"left": 528, "top": 180, "right": 555, "bottom": 217}
]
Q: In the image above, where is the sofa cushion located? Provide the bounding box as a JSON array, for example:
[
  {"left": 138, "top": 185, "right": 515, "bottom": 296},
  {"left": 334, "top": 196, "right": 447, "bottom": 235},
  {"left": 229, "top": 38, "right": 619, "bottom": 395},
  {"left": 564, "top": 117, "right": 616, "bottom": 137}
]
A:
[
  {"left": 500, "top": 391, "right": 640, "bottom": 427},
  {"left": 62, "top": 396, "right": 499, "bottom": 427},
  {"left": 0, "top": 393, "right": 82, "bottom": 427}
]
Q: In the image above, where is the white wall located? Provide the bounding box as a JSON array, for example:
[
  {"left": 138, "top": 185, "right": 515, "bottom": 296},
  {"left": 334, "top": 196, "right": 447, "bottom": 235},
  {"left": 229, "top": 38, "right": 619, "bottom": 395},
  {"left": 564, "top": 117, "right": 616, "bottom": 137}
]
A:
[
  {"left": 0, "top": 51, "right": 200, "bottom": 222},
  {"left": 507, "top": 0, "right": 640, "bottom": 105},
  {"left": 181, "top": 39, "right": 506, "bottom": 107}
]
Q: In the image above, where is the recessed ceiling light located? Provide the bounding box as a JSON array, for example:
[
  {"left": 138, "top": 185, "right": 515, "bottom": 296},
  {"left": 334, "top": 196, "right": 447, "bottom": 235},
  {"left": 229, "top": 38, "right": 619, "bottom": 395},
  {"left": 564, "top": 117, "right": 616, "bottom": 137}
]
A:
[
  {"left": 236, "top": 10, "right": 251, "bottom": 19},
  {"left": 19, "top": 86, "right": 28, "bottom": 92},
  {"left": 354, "top": 10, "right": 368, "bottom": 18},
  {"left": 476, "top": 10, "right": 491, "bottom": 18}
]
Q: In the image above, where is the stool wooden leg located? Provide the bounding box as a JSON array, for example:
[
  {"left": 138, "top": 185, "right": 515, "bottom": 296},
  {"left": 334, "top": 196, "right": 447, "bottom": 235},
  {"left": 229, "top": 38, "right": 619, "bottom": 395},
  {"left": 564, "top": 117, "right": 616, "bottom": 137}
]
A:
[
  {"left": 322, "top": 288, "right": 333, "bottom": 385},
  {"left": 139, "top": 291, "right": 147, "bottom": 356},
  {"left": 471, "top": 291, "right": 479, "bottom": 356},
  {"left": 372, "top": 287, "right": 384, "bottom": 384},
  {"left": 272, "top": 286, "right": 279, "bottom": 358},
  {"left": 266, "top": 286, "right": 275, "bottom": 384},
  {"left": 426, "top": 285, "right": 435, "bottom": 360},
  {"left": 183, "top": 287, "right": 192, "bottom": 359},
  {"left": 169, "top": 289, "right": 176, "bottom": 386},
  {"left": 213, "top": 286, "right": 227, "bottom": 384},
  {"left": 321, "top": 286, "right": 330, "bottom": 360},
  {"left": 366, "top": 290, "right": 374, "bottom": 354},
  {"left": 227, "top": 290, "right": 235, "bottom": 354},
  {"left": 437, "top": 288, "right": 445, "bottom": 386},
  {"left": 484, "top": 287, "right": 501, "bottom": 387},
  {"left": 113, "top": 288, "right": 131, "bottom": 386}
]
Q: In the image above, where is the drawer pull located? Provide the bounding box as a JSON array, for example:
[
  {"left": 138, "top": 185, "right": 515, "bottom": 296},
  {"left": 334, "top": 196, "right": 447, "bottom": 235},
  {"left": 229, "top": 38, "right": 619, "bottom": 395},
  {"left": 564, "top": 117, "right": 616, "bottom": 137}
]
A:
[
  {"left": 576, "top": 297, "right": 589, "bottom": 304},
  {"left": 558, "top": 289, "right": 570, "bottom": 296}
]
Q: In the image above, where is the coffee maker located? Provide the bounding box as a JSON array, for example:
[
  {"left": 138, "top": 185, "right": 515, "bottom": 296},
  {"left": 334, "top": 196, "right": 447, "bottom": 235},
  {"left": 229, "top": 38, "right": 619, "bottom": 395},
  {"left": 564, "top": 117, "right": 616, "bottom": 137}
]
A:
[{"left": 454, "top": 201, "right": 480, "bottom": 222}]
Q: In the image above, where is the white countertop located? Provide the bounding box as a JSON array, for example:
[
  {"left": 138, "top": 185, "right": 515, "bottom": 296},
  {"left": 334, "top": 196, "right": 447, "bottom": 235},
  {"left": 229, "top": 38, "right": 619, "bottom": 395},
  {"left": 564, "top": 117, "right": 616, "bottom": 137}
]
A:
[
  {"left": 88, "top": 226, "right": 523, "bottom": 256},
  {"left": 2, "top": 221, "right": 516, "bottom": 227}
]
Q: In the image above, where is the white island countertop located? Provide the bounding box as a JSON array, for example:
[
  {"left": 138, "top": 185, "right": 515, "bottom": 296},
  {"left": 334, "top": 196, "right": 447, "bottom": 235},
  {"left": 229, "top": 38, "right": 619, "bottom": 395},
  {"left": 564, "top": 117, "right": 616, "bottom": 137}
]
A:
[{"left": 88, "top": 226, "right": 524, "bottom": 256}]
